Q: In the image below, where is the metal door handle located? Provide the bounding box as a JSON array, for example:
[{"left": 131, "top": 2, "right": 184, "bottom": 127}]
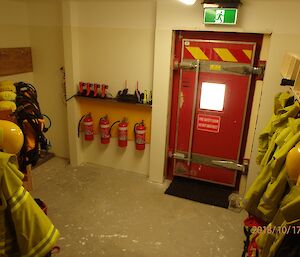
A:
[
  {"left": 186, "top": 59, "right": 200, "bottom": 165},
  {"left": 222, "top": 65, "right": 264, "bottom": 76},
  {"left": 172, "top": 152, "right": 248, "bottom": 174},
  {"left": 211, "top": 160, "right": 245, "bottom": 173}
]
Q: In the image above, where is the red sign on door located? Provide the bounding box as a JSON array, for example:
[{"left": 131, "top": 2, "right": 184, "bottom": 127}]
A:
[{"left": 197, "top": 114, "right": 220, "bottom": 133}]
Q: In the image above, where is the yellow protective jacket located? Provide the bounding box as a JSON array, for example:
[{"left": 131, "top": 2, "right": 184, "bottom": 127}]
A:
[
  {"left": 0, "top": 152, "right": 59, "bottom": 257},
  {"left": 256, "top": 185, "right": 300, "bottom": 257},
  {"left": 257, "top": 118, "right": 300, "bottom": 221},
  {"left": 243, "top": 118, "right": 300, "bottom": 222},
  {"left": 256, "top": 92, "right": 299, "bottom": 166}
]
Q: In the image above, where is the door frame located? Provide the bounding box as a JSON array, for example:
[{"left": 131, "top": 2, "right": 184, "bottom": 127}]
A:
[{"left": 166, "top": 30, "right": 264, "bottom": 189}]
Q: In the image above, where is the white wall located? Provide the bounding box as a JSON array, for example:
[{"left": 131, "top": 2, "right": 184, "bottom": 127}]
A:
[
  {"left": 63, "top": 0, "right": 156, "bottom": 175},
  {"left": 74, "top": 0, "right": 155, "bottom": 96},
  {"left": 1, "top": 0, "right": 69, "bottom": 159},
  {"left": 27, "top": 0, "right": 69, "bottom": 158},
  {"left": 150, "top": 0, "right": 300, "bottom": 185}
]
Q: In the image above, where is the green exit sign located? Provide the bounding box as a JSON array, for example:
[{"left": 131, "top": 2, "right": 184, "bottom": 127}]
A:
[{"left": 204, "top": 8, "right": 238, "bottom": 25}]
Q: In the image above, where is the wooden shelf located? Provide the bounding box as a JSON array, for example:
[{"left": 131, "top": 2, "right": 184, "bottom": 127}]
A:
[{"left": 76, "top": 95, "right": 152, "bottom": 109}]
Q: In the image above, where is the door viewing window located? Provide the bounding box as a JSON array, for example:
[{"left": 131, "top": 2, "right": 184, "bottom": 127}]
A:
[{"left": 200, "top": 82, "right": 226, "bottom": 111}]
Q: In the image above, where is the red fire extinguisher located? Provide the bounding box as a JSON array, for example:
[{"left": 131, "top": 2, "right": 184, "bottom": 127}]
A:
[
  {"left": 78, "top": 113, "right": 94, "bottom": 141},
  {"left": 86, "top": 82, "right": 92, "bottom": 96},
  {"left": 118, "top": 118, "right": 128, "bottom": 148},
  {"left": 134, "top": 121, "right": 146, "bottom": 151},
  {"left": 99, "top": 115, "right": 110, "bottom": 144},
  {"left": 79, "top": 81, "right": 85, "bottom": 95}
]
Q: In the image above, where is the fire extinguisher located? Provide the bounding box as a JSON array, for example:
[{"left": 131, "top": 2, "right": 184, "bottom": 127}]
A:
[
  {"left": 93, "top": 83, "right": 99, "bottom": 97},
  {"left": 79, "top": 81, "right": 85, "bottom": 95},
  {"left": 78, "top": 113, "right": 94, "bottom": 141},
  {"left": 100, "top": 84, "right": 108, "bottom": 98},
  {"left": 118, "top": 118, "right": 128, "bottom": 148},
  {"left": 134, "top": 121, "right": 146, "bottom": 151},
  {"left": 86, "top": 82, "right": 92, "bottom": 96},
  {"left": 99, "top": 115, "right": 110, "bottom": 144}
]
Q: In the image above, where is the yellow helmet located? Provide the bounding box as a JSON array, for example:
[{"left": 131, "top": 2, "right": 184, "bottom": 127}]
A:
[
  {"left": 0, "top": 80, "right": 16, "bottom": 92},
  {"left": 0, "top": 120, "right": 24, "bottom": 154},
  {"left": 0, "top": 101, "right": 17, "bottom": 111},
  {"left": 286, "top": 144, "right": 300, "bottom": 185}
]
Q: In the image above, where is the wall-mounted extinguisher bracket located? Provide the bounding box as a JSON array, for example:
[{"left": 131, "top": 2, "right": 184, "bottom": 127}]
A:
[
  {"left": 134, "top": 120, "right": 146, "bottom": 151},
  {"left": 109, "top": 120, "right": 121, "bottom": 144},
  {"left": 78, "top": 113, "right": 94, "bottom": 141},
  {"left": 99, "top": 115, "right": 110, "bottom": 144}
]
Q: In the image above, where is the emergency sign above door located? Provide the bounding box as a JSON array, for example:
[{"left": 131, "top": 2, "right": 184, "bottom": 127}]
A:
[
  {"left": 203, "top": 8, "right": 238, "bottom": 25},
  {"left": 168, "top": 31, "right": 263, "bottom": 187}
]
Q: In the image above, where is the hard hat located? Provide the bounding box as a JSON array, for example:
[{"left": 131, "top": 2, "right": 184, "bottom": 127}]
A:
[
  {"left": 286, "top": 144, "right": 300, "bottom": 184},
  {"left": 0, "top": 91, "right": 17, "bottom": 101},
  {"left": 0, "top": 120, "right": 24, "bottom": 154},
  {"left": 0, "top": 101, "right": 17, "bottom": 111},
  {"left": 0, "top": 80, "right": 16, "bottom": 92}
]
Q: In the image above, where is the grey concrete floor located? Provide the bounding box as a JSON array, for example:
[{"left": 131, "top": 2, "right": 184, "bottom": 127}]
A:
[{"left": 31, "top": 157, "right": 247, "bottom": 257}]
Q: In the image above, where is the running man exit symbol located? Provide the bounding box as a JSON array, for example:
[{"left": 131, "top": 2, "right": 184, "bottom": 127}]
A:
[{"left": 215, "top": 10, "right": 225, "bottom": 23}]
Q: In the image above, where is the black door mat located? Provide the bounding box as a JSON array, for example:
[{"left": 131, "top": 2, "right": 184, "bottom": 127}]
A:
[{"left": 165, "top": 176, "right": 234, "bottom": 208}]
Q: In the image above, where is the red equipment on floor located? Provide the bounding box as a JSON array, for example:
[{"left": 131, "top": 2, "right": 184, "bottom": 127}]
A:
[
  {"left": 134, "top": 121, "right": 146, "bottom": 151},
  {"left": 99, "top": 115, "right": 110, "bottom": 144}
]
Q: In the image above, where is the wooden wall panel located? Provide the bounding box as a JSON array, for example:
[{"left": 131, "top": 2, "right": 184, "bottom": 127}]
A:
[{"left": 0, "top": 47, "right": 33, "bottom": 76}]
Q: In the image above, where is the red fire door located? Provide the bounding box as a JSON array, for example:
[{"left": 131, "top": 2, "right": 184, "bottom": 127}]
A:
[{"left": 168, "top": 31, "right": 263, "bottom": 187}]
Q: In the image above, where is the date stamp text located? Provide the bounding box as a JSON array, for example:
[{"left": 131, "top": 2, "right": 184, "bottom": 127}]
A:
[{"left": 251, "top": 226, "right": 300, "bottom": 235}]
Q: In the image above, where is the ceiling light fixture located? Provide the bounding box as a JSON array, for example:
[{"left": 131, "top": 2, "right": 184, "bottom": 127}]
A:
[{"left": 179, "top": 0, "right": 197, "bottom": 5}]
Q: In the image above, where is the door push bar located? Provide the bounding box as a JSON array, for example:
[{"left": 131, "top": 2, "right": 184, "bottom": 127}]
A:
[
  {"left": 172, "top": 152, "right": 248, "bottom": 175},
  {"left": 211, "top": 160, "right": 246, "bottom": 173},
  {"left": 174, "top": 59, "right": 265, "bottom": 77},
  {"left": 222, "top": 65, "right": 264, "bottom": 76},
  {"left": 186, "top": 59, "right": 200, "bottom": 165},
  {"left": 174, "top": 60, "right": 200, "bottom": 70}
]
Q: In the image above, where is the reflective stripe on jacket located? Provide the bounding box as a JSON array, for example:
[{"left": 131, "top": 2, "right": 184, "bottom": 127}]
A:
[
  {"left": 256, "top": 186, "right": 300, "bottom": 257},
  {"left": 0, "top": 152, "right": 59, "bottom": 257},
  {"left": 244, "top": 118, "right": 300, "bottom": 222}
]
